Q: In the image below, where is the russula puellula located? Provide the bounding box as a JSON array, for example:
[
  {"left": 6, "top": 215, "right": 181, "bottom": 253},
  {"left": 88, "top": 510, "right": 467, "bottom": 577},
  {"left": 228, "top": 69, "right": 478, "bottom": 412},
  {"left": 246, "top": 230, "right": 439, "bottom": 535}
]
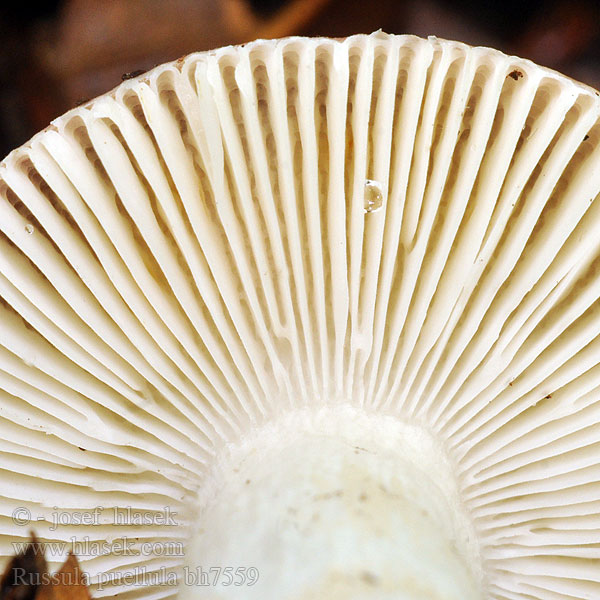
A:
[{"left": 0, "top": 32, "right": 599, "bottom": 599}]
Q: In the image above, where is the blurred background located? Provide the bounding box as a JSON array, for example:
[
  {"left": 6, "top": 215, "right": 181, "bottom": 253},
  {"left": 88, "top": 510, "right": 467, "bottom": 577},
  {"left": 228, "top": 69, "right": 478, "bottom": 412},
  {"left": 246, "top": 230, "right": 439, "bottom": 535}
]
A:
[{"left": 1, "top": 0, "right": 599, "bottom": 159}]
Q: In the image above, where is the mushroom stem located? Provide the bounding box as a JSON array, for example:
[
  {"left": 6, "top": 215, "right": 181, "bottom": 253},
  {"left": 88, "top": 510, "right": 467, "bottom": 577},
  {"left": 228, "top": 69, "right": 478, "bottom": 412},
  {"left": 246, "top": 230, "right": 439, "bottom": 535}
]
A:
[{"left": 182, "top": 406, "right": 483, "bottom": 599}]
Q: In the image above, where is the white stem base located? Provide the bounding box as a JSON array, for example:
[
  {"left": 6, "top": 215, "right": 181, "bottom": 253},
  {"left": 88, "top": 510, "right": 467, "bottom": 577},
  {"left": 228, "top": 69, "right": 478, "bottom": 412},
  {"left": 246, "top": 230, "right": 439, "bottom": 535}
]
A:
[{"left": 181, "top": 406, "right": 483, "bottom": 599}]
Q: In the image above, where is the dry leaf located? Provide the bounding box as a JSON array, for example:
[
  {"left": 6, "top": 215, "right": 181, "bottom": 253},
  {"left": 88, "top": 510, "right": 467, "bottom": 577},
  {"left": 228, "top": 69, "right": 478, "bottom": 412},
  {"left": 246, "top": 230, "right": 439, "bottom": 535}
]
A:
[{"left": 0, "top": 536, "right": 91, "bottom": 600}]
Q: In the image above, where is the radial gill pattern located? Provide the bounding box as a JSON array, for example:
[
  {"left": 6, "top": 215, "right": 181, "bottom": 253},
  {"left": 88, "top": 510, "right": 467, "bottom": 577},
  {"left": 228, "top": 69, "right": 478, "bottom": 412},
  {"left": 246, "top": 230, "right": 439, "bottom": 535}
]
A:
[{"left": 0, "top": 32, "right": 599, "bottom": 600}]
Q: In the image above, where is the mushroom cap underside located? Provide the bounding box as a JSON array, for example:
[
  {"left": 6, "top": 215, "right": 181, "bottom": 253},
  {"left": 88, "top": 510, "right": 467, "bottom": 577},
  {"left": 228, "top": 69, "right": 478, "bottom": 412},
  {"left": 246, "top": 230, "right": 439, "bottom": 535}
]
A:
[{"left": 0, "top": 32, "right": 599, "bottom": 600}]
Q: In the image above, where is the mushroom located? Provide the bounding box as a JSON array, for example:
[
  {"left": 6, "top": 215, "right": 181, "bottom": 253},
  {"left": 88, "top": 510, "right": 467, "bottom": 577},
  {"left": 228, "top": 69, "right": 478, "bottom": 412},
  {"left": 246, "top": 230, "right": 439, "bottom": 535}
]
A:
[{"left": 0, "top": 32, "right": 599, "bottom": 600}]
